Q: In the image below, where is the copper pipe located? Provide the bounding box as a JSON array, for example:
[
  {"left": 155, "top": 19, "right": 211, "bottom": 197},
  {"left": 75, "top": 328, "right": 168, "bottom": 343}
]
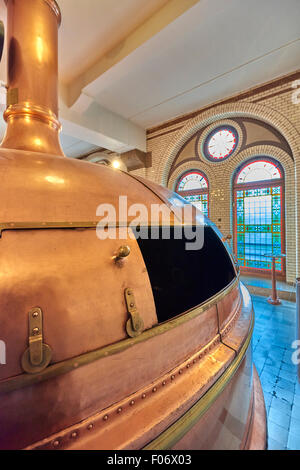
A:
[{"left": 1, "top": 0, "right": 64, "bottom": 156}]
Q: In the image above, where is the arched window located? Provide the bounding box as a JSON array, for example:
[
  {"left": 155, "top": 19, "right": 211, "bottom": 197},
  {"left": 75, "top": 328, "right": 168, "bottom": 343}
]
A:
[
  {"left": 176, "top": 170, "right": 209, "bottom": 216},
  {"left": 233, "top": 158, "right": 285, "bottom": 276}
]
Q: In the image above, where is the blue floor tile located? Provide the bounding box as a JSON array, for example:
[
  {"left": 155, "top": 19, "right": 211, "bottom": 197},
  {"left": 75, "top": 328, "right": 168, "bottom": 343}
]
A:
[
  {"left": 268, "top": 407, "right": 291, "bottom": 429},
  {"left": 287, "top": 432, "right": 300, "bottom": 450},
  {"left": 268, "top": 437, "right": 286, "bottom": 450},
  {"left": 268, "top": 421, "right": 289, "bottom": 446},
  {"left": 252, "top": 294, "right": 297, "bottom": 451}
]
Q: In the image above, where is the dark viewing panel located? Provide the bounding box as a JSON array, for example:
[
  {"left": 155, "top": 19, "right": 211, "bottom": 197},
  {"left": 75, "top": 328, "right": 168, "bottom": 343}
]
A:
[{"left": 134, "top": 225, "right": 236, "bottom": 323}]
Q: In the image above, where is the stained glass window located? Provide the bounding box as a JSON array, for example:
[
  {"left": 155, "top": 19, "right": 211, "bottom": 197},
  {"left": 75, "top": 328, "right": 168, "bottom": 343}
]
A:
[
  {"left": 234, "top": 159, "right": 284, "bottom": 274},
  {"left": 237, "top": 160, "right": 281, "bottom": 184},
  {"left": 204, "top": 125, "right": 238, "bottom": 161},
  {"left": 177, "top": 171, "right": 208, "bottom": 191},
  {"left": 176, "top": 170, "right": 209, "bottom": 217}
]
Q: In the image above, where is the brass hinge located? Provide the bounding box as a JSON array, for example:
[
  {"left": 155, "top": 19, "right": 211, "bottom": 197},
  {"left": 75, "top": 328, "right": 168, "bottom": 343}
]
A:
[
  {"left": 21, "top": 307, "right": 52, "bottom": 374},
  {"left": 125, "top": 288, "right": 144, "bottom": 338}
]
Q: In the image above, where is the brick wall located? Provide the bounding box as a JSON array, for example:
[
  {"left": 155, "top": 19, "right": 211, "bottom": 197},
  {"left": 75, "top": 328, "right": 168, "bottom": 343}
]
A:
[{"left": 136, "top": 71, "right": 300, "bottom": 283}]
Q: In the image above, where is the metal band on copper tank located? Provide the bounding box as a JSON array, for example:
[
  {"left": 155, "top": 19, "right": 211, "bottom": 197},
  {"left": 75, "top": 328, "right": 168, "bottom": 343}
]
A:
[
  {"left": 0, "top": 276, "right": 240, "bottom": 395},
  {"left": 0, "top": 220, "right": 206, "bottom": 236},
  {"left": 3, "top": 103, "right": 62, "bottom": 130},
  {"left": 24, "top": 310, "right": 253, "bottom": 450},
  {"left": 43, "top": 0, "right": 62, "bottom": 25},
  {"left": 4, "top": 0, "right": 62, "bottom": 25},
  {"left": 143, "top": 312, "right": 254, "bottom": 450}
]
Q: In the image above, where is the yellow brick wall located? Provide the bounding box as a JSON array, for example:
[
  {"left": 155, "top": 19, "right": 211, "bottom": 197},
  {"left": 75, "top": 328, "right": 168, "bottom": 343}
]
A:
[{"left": 139, "top": 72, "right": 300, "bottom": 283}]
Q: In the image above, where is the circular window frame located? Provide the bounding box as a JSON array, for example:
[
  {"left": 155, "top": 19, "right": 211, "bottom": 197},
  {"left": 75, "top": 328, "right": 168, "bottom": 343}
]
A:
[
  {"left": 200, "top": 120, "right": 243, "bottom": 163},
  {"left": 203, "top": 125, "right": 238, "bottom": 161}
]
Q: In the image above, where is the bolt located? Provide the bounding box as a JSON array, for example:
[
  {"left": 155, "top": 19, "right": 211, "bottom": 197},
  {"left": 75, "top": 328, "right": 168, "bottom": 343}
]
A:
[
  {"left": 32, "top": 311, "right": 39, "bottom": 318},
  {"left": 32, "top": 327, "right": 39, "bottom": 335}
]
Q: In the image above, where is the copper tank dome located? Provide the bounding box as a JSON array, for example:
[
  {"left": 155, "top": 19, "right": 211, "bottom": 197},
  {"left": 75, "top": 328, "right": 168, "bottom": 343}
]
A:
[{"left": 0, "top": 0, "right": 267, "bottom": 450}]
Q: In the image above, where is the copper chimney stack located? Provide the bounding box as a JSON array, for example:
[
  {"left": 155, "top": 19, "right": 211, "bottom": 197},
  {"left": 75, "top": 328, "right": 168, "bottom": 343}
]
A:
[{"left": 1, "top": 0, "right": 63, "bottom": 156}]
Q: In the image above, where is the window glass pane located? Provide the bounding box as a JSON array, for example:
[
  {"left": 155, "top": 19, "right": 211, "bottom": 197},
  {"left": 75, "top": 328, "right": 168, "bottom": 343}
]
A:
[
  {"left": 237, "top": 160, "right": 281, "bottom": 184},
  {"left": 183, "top": 194, "right": 208, "bottom": 216},
  {"left": 207, "top": 128, "right": 237, "bottom": 160},
  {"left": 236, "top": 185, "right": 282, "bottom": 272},
  {"left": 176, "top": 171, "right": 209, "bottom": 217},
  {"left": 203, "top": 125, "right": 238, "bottom": 161},
  {"left": 177, "top": 171, "right": 208, "bottom": 191}
]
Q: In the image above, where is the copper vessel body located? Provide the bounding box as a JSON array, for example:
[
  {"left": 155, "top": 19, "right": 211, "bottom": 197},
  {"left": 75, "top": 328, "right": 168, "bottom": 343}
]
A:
[{"left": 0, "top": 0, "right": 267, "bottom": 450}]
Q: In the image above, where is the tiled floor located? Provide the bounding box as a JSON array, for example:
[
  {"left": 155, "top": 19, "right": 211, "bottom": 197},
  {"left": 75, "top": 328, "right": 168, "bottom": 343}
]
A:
[
  {"left": 252, "top": 294, "right": 300, "bottom": 450},
  {"left": 242, "top": 275, "right": 296, "bottom": 302},
  {"left": 244, "top": 276, "right": 296, "bottom": 294}
]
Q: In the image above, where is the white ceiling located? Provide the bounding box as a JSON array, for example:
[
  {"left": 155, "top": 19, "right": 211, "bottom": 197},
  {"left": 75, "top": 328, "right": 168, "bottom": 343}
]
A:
[
  {"left": 0, "top": 0, "right": 299, "bottom": 156},
  {"left": 58, "top": 0, "right": 170, "bottom": 84},
  {"left": 79, "top": 0, "right": 300, "bottom": 128},
  {"left": 60, "top": 133, "right": 99, "bottom": 157}
]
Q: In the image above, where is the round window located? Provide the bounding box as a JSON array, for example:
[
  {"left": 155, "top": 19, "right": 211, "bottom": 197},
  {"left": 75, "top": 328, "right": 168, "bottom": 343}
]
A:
[{"left": 203, "top": 125, "right": 238, "bottom": 161}]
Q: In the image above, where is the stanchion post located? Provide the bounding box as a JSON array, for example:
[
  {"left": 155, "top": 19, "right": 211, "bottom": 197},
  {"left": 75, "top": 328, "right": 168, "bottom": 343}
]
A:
[{"left": 267, "top": 255, "right": 281, "bottom": 305}]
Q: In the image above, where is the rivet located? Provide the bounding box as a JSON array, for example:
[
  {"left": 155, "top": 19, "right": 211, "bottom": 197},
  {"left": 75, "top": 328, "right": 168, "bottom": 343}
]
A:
[
  {"left": 103, "top": 415, "right": 108, "bottom": 421},
  {"left": 130, "top": 400, "right": 135, "bottom": 406},
  {"left": 130, "top": 303, "right": 134, "bottom": 308},
  {"left": 52, "top": 440, "right": 60, "bottom": 447},
  {"left": 162, "top": 381, "right": 166, "bottom": 386},
  {"left": 193, "top": 359, "right": 196, "bottom": 364},
  {"left": 32, "top": 311, "right": 39, "bottom": 318},
  {"left": 117, "top": 407, "right": 122, "bottom": 413},
  {"left": 32, "top": 327, "right": 39, "bottom": 335},
  {"left": 142, "top": 394, "right": 146, "bottom": 399},
  {"left": 87, "top": 424, "right": 93, "bottom": 430},
  {"left": 171, "top": 375, "right": 175, "bottom": 380},
  {"left": 179, "top": 370, "right": 183, "bottom": 374},
  {"left": 71, "top": 432, "right": 77, "bottom": 439},
  {"left": 152, "top": 387, "right": 157, "bottom": 393}
]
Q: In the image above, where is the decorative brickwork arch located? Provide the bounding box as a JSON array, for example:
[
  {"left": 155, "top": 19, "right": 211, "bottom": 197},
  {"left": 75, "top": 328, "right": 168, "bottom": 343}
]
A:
[
  {"left": 167, "top": 143, "right": 295, "bottom": 282},
  {"left": 158, "top": 102, "right": 299, "bottom": 186},
  {"left": 159, "top": 102, "right": 299, "bottom": 279}
]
